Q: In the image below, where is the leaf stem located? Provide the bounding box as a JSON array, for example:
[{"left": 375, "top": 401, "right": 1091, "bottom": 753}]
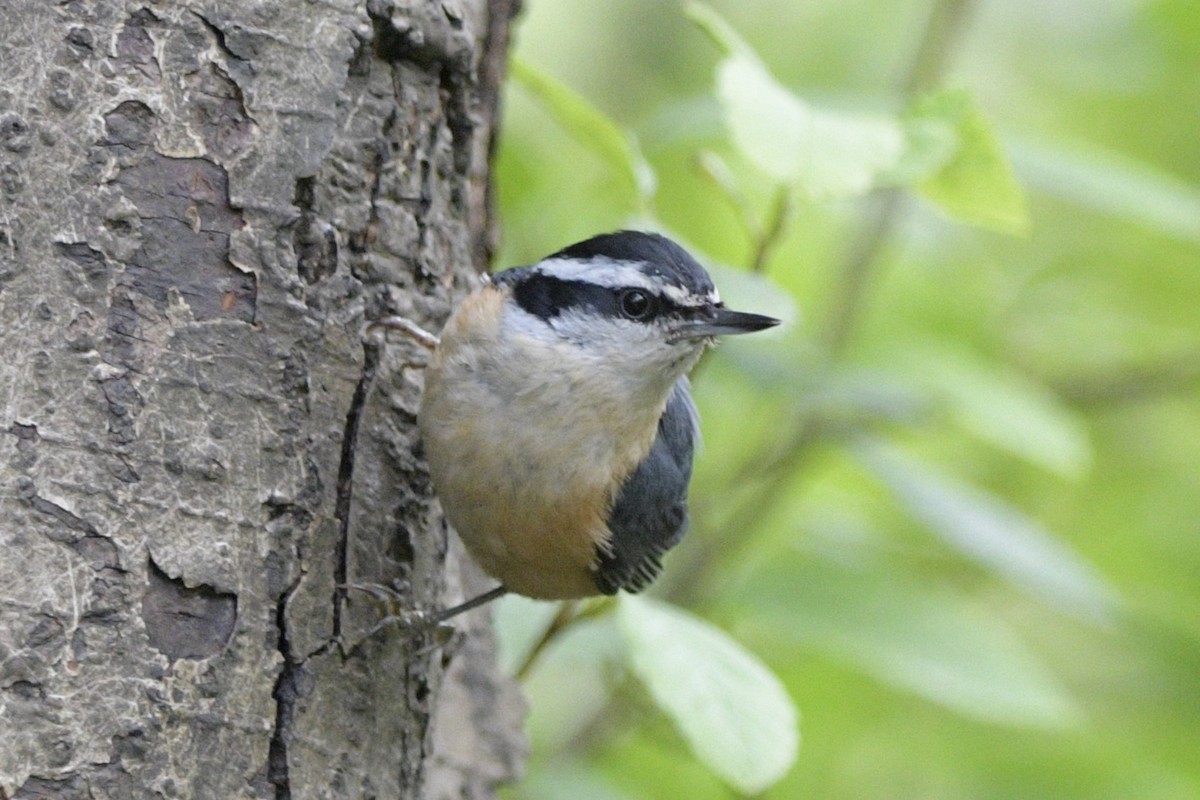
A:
[
  {"left": 750, "top": 185, "right": 791, "bottom": 273},
  {"left": 514, "top": 598, "right": 615, "bottom": 681}
]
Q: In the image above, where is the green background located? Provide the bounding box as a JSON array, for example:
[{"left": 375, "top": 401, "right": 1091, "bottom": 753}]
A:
[{"left": 489, "top": 1, "right": 1200, "bottom": 797}]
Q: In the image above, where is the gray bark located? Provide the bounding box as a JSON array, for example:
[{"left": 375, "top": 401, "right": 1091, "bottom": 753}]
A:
[{"left": 0, "top": 1, "right": 525, "bottom": 797}]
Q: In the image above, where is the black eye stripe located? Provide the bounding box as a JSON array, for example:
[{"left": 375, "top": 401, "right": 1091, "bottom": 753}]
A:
[{"left": 510, "top": 275, "right": 679, "bottom": 323}]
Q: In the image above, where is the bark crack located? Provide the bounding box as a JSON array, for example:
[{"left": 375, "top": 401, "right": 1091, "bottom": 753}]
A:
[
  {"left": 192, "top": 11, "right": 241, "bottom": 64},
  {"left": 332, "top": 340, "right": 380, "bottom": 641},
  {"left": 12, "top": 425, "right": 124, "bottom": 573},
  {"left": 268, "top": 573, "right": 302, "bottom": 800},
  {"left": 348, "top": 124, "right": 390, "bottom": 255},
  {"left": 27, "top": 494, "right": 100, "bottom": 537}
]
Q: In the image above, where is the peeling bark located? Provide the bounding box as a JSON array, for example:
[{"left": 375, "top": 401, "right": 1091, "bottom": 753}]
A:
[{"left": 0, "top": 1, "right": 525, "bottom": 797}]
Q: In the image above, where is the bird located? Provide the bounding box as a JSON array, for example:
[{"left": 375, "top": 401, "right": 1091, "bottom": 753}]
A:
[{"left": 372, "top": 230, "right": 779, "bottom": 624}]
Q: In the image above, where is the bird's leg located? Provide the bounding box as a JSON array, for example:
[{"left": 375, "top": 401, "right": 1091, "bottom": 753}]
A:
[
  {"left": 336, "top": 579, "right": 422, "bottom": 654},
  {"left": 338, "top": 582, "right": 508, "bottom": 651},
  {"left": 429, "top": 585, "right": 509, "bottom": 624},
  {"left": 349, "top": 315, "right": 504, "bottom": 652}
]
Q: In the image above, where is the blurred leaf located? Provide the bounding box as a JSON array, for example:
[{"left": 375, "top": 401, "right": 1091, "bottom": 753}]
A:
[
  {"left": 857, "top": 440, "right": 1118, "bottom": 622},
  {"left": 890, "top": 344, "right": 1092, "bottom": 477},
  {"left": 510, "top": 57, "right": 656, "bottom": 209},
  {"left": 906, "top": 88, "right": 1029, "bottom": 234},
  {"left": 694, "top": 149, "right": 761, "bottom": 241},
  {"left": 717, "top": 60, "right": 904, "bottom": 198},
  {"left": 684, "top": 1, "right": 759, "bottom": 60},
  {"left": 688, "top": 3, "right": 905, "bottom": 198},
  {"left": 887, "top": 114, "right": 959, "bottom": 185},
  {"left": 1010, "top": 136, "right": 1200, "bottom": 243},
  {"left": 740, "top": 556, "right": 1080, "bottom": 727},
  {"left": 794, "top": 366, "right": 931, "bottom": 424},
  {"left": 618, "top": 595, "right": 799, "bottom": 794}
]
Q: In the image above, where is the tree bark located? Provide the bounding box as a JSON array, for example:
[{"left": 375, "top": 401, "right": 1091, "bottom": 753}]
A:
[{"left": 0, "top": 1, "right": 525, "bottom": 797}]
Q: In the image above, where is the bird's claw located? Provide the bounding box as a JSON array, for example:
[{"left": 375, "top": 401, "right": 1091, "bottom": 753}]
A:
[
  {"left": 363, "top": 316, "right": 440, "bottom": 349},
  {"left": 337, "top": 581, "right": 457, "bottom": 654}
]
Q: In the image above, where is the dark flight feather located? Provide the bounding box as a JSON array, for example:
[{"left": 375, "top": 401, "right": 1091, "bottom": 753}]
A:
[{"left": 594, "top": 379, "right": 698, "bottom": 594}]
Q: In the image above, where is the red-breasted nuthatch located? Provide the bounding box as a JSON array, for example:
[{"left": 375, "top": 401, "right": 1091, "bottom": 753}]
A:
[{"left": 380, "top": 231, "right": 778, "bottom": 620}]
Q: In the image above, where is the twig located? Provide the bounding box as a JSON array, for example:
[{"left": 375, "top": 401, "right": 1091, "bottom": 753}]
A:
[
  {"left": 750, "top": 185, "right": 791, "bottom": 273},
  {"left": 824, "top": 0, "right": 973, "bottom": 351},
  {"left": 514, "top": 598, "right": 615, "bottom": 681}
]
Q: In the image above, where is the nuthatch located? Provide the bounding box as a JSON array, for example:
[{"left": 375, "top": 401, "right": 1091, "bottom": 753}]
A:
[{"left": 378, "top": 231, "right": 778, "bottom": 621}]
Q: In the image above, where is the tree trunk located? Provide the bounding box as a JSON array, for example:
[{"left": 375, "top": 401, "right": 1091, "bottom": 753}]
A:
[{"left": 0, "top": 1, "right": 525, "bottom": 797}]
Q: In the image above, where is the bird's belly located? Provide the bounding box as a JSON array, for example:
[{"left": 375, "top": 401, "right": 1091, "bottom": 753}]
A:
[
  {"left": 420, "top": 373, "right": 622, "bottom": 600},
  {"left": 443, "top": 485, "right": 607, "bottom": 599},
  {"left": 417, "top": 289, "right": 663, "bottom": 599}
]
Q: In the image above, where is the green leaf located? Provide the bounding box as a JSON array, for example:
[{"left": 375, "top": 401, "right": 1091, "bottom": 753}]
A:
[
  {"left": 886, "top": 115, "right": 959, "bottom": 185},
  {"left": 742, "top": 557, "right": 1080, "bottom": 727},
  {"left": 689, "top": 3, "right": 904, "bottom": 198},
  {"left": 689, "top": 7, "right": 1026, "bottom": 227},
  {"left": 888, "top": 344, "right": 1092, "bottom": 477},
  {"left": 906, "top": 88, "right": 1030, "bottom": 234},
  {"left": 618, "top": 595, "right": 799, "bottom": 794},
  {"left": 1010, "top": 136, "right": 1200, "bottom": 243},
  {"left": 510, "top": 57, "right": 655, "bottom": 209},
  {"left": 857, "top": 439, "right": 1118, "bottom": 621}
]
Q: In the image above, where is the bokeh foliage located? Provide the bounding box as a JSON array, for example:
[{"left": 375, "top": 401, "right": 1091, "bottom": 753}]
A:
[{"left": 491, "top": 1, "right": 1200, "bottom": 797}]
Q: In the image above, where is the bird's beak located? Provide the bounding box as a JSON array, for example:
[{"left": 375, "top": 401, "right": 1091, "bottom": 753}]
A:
[{"left": 670, "top": 306, "right": 780, "bottom": 340}]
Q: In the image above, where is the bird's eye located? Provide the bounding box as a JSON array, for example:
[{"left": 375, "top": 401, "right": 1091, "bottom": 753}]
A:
[{"left": 619, "top": 289, "right": 654, "bottom": 320}]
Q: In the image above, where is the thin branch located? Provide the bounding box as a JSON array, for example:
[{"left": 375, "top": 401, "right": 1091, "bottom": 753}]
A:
[
  {"left": 823, "top": 0, "right": 974, "bottom": 353},
  {"left": 821, "top": 190, "right": 905, "bottom": 352},
  {"left": 750, "top": 185, "right": 791, "bottom": 273},
  {"left": 514, "top": 598, "right": 615, "bottom": 681},
  {"left": 693, "top": 153, "right": 791, "bottom": 273},
  {"left": 898, "top": 0, "right": 974, "bottom": 97},
  {"left": 515, "top": 602, "right": 578, "bottom": 681}
]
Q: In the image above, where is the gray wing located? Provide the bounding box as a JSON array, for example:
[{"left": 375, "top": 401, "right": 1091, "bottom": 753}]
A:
[{"left": 594, "top": 378, "right": 699, "bottom": 595}]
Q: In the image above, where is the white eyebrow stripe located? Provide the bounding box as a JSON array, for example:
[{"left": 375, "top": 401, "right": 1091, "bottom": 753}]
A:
[
  {"left": 536, "top": 257, "right": 654, "bottom": 288},
  {"left": 535, "top": 257, "right": 719, "bottom": 307}
]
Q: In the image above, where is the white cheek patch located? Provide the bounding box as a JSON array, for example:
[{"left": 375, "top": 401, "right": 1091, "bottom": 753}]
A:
[
  {"left": 503, "top": 300, "right": 687, "bottom": 378},
  {"left": 550, "top": 307, "right": 662, "bottom": 349},
  {"left": 504, "top": 302, "right": 648, "bottom": 353}
]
